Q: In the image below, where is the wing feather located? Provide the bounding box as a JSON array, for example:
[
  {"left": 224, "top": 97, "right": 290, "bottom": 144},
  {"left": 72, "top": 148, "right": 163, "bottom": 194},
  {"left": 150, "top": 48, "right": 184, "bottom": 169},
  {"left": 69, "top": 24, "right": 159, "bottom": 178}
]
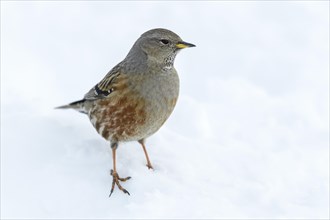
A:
[{"left": 84, "top": 63, "right": 122, "bottom": 100}]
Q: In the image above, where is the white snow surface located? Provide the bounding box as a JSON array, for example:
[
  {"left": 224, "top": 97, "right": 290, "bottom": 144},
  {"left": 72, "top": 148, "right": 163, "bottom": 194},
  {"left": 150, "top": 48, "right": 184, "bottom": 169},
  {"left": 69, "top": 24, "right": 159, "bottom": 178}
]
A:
[{"left": 1, "top": 1, "right": 329, "bottom": 219}]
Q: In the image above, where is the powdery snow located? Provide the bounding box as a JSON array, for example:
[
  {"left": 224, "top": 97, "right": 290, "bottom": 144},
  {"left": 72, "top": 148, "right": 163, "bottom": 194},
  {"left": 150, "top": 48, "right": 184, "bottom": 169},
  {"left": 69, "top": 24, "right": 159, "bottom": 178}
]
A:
[{"left": 1, "top": 1, "right": 329, "bottom": 219}]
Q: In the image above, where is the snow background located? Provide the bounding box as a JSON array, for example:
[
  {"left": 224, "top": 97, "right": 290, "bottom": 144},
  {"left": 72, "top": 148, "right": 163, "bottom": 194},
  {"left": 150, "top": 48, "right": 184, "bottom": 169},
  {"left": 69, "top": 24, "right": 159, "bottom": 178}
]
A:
[{"left": 1, "top": 1, "right": 329, "bottom": 219}]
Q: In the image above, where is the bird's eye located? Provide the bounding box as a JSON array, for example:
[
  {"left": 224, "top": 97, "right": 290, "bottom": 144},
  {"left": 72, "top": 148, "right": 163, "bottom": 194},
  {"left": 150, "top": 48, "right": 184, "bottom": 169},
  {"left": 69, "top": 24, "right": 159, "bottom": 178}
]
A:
[{"left": 160, "top": 39, "right": 169, "bottom": 45}]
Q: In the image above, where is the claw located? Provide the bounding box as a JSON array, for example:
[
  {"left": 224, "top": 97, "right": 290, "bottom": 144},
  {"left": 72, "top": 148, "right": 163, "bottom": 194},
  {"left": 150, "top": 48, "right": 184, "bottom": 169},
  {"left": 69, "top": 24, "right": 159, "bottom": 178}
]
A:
[
  {"left": 118, "top": 176, "right": 131, "bottom": 182},
  {"left": 123, "top": 189, "right": 130, "bottom": 196},
  {"left": 109, "top": 169, "right": 131, "bottom": 196}
]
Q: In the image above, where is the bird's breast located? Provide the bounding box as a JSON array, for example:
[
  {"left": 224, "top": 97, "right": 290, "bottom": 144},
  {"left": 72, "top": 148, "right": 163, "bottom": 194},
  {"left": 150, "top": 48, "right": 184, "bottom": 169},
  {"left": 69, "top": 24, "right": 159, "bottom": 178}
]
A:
[{"left": 136, "top": 70, "right": 180, "bottom": 135}]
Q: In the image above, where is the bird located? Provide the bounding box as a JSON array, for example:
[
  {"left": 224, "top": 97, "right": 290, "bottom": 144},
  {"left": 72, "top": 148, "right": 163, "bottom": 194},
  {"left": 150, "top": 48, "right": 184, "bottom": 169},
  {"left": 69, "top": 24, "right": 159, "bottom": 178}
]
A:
[{"left": 56, "top": 28, "right": 195, "bottom": 196}]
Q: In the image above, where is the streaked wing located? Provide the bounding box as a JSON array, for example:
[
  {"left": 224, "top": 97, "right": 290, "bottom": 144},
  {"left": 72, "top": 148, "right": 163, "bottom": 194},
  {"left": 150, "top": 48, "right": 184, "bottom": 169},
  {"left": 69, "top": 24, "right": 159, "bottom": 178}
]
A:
[{"left": 84, "top": 63, "right": 122, "bottom": 100}]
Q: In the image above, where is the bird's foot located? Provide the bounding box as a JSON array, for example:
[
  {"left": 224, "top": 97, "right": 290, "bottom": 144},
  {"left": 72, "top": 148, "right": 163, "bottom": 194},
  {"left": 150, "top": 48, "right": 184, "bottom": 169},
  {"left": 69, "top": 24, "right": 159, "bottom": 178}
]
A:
[
  {"left": 146, "top": 163, "right": 154, "bottom": 170},
  {"left": 109, "top": 169, "right": 131, "bottom": 197}
]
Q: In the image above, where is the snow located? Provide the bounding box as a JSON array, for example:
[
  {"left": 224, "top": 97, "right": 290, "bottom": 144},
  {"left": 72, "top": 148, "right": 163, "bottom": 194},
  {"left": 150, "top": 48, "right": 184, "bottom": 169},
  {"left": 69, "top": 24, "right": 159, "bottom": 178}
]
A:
[{"left": 1, "top": 1, "right": 329, "bottom": 219}]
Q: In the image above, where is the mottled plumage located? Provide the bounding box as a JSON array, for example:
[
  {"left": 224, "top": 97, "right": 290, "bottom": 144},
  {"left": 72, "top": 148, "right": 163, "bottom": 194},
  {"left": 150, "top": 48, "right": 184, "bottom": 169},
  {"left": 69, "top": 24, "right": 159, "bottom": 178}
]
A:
[{"left": 56, "top": 28, "right": 195, "bottom": 196}]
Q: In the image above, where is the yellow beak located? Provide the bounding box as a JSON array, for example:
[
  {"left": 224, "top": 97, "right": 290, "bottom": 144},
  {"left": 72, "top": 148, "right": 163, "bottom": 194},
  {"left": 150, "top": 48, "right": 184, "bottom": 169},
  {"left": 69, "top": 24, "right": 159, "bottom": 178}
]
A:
[{"left": 176, "top": 41, "right": 196, "bottom": 49}]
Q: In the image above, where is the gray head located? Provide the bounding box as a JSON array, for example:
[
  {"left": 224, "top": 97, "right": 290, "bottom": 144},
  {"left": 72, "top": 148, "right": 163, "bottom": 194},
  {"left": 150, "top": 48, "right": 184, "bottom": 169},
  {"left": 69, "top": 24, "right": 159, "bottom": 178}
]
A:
[{"left": 125, "top": 28, "right": 195, "bottom": 71}]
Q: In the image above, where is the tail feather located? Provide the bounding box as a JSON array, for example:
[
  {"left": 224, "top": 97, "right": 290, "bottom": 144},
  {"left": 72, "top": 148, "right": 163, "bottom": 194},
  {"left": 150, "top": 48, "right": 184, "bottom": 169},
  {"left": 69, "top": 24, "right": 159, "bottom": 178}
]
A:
[{"left": 55, "top": 99, "right": 88, "bottom": 114}]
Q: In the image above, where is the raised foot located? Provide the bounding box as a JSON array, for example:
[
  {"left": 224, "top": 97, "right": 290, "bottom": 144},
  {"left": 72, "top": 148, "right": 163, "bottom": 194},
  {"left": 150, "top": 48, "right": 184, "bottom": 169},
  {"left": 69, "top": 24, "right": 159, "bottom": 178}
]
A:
[{"left": 109, "top": 169, "right": 131, "bottom": 197}]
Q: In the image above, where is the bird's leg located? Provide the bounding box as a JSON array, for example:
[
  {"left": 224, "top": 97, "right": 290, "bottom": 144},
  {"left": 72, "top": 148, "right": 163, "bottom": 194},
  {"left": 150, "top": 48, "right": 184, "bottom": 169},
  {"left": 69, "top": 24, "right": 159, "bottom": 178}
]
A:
[
  {"left": 109, "top": 143, "right": 131, "bottom": 197},
  {"left": 138, "top": 139, "right": 153, "bottom": 169}
]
